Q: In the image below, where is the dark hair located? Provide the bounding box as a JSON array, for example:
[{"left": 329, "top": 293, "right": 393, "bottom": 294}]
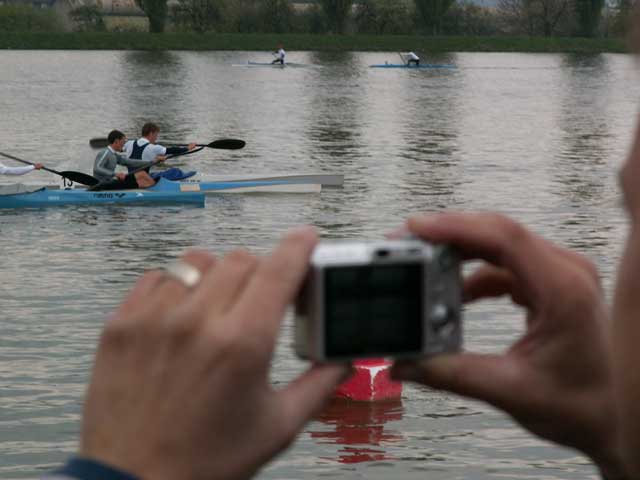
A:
[
  {"left": 141, "top": 122, "right": 160, "bottom": 137},
  {"left": 108, "top": 129, "right": 126, "bottom": 145}
]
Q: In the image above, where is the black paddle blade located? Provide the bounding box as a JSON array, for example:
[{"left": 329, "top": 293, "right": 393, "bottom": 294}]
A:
[
  {"left": 89, "top": 138, "right": 109, "bottom": 149},
  {"left": 207, "top": 139, "right": 246, "bottom": 150},
  {"left": 60, "top": 171, "right": 99, "bottom": 186}
]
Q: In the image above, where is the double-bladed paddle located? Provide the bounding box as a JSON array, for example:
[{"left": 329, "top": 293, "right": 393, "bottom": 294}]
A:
[
  {"left": 89, "top": 138, "right": 246, "bottom": 151},
  {"left": 0, "top": 151, "right": 99, "bottom": 187}
]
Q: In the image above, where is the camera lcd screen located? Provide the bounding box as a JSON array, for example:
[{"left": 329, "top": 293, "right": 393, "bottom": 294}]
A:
[{"left": 324, "top": 263, "right": 423, "bottom": 357}]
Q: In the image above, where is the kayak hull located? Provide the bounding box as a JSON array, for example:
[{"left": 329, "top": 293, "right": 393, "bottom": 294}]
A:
[
  {"left": 0, "top": 181, "right": 205, "bottom": 209},
  {"left": 232, "top": 61, "right": 309, "bottom": 68},
  {"left": 179, "top": 173, "right": 342, "bottom": 194},
  {"left": 369, "top": 64, "right": 456, "bottom": 69},
  {"left": 197, "top": 173, "right": 343, "bottom": 187}
]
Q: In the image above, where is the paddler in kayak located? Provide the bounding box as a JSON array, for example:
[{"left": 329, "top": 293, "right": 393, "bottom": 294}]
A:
[
  {"left": 0, "top": 161, "right": 43, "bottom": 175},
  {"left": 123, "top": 123, "right": 197, "bottom": 180},
  {"left": 403, "top": 51, "right": 420, "bottom": 66},
  {"left": 271, "top": 44, "right": 286, "bottom": 65},
  {"left": 93, "top": 129, "right": 158, "bottom": 190}
]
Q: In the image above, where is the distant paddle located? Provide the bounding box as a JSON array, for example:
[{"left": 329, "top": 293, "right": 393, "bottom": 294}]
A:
[
  {"left": 0, "top": 151, "right": 98, "bottom": 187},
  {"left": 89, "top": 138, "right": 246, "bottom": 151}
]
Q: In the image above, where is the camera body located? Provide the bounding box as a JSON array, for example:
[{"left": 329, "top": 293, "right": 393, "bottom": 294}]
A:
[{"left": 294, "top": 239, "right": 462, "bottom": 362}]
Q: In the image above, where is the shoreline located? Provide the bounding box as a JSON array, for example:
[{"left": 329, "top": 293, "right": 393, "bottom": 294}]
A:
[{"left": 0, "top": 33, "right": 629, "bottom": 53}]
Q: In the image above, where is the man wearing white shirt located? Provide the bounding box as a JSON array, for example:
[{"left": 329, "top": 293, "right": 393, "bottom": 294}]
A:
[
  {"left": 405, "top": 51, "right": 420, "bottom": 66},
  {"left": 123, "top": 123, "right": 196, "bottom": 173},
  {"left": 271, "top": 44, "right": 286, "bottom": 65},
  {"left": 0, "top": 161, "right": 43, "bottom": 175}
]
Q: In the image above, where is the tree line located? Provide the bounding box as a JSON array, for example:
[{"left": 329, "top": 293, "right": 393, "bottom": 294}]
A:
[{"left": 0, "top": 0, "right": 635, "bottom": 37}]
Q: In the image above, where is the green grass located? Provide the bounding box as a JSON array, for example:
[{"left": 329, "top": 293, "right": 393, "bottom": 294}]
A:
[{"left": 0, "top": 32, "right": 629, "bottom": 53}]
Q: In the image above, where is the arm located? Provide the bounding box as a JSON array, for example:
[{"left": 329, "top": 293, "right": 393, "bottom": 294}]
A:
[
  {"left": 612, "top": 116, "right": 640, "bottom": 478},
  {"left": 93, "top": 150, "right": 117, "bottom": 180},
  {"left": 0, "top": 164, "right": 35, "bottom": 175},
  {"left": 115, "top": 153, "right": 149, "bottom": 170},
  {"left": 391, "top": 213, "right": 628, "bottom": 480}
]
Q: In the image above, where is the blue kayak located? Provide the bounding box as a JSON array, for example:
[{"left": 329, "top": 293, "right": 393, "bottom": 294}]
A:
[
  {"left": 0, "top": 178, "right": 205, "bottom": 209},
  {"left": 154, "top": 174, "right": 344, "bottom": 194},
  {"left": 369, "top": 63, "right": 456, "bottom": 69}
]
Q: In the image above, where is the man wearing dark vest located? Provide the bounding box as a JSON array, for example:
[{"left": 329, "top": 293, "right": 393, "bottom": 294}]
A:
[{"left": 123, "top": 123, "right": 196, "bottom": 175}]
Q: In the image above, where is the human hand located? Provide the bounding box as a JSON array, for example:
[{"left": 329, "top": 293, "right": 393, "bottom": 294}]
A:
[
  {"left": 155, "top": 155, "right": 167, "bottom": 163},
  {"left": 34, "top": 163, "right": 43, "bottom": 170},
  {"left": 391, "top": 213, "right": 626, "bottom": 478},
  {"left": 115, "top": 172, "right": 126, "bottom": 181},
  {"left": 612, "top": 118, "right": 640, "bottom": 477},
  {"left": 79, "top": 227, "right": 348, "bottom": 480},
  {"left": 187, "top": 142, "right": 197, "bottom": 151}
]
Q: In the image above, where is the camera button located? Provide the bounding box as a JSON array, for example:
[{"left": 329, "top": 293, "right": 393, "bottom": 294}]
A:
[{"left": 431, "top": 304, "right": 452, "bottom": 328}]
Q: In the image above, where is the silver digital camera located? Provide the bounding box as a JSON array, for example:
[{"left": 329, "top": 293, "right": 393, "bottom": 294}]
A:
[{"left": 294, "top": 239, "right": 462, "bottom": 362}]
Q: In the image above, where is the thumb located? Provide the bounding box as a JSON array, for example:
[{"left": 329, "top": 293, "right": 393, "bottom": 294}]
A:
[
  {"left": 278, "top": 363, "right": 351, "bottom": 436},
  {"left": 391, "top": 353, "right": 521, "bottom": 408}
]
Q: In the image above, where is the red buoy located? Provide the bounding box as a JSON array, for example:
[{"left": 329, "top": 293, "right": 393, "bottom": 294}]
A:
[{"left": 334, "top": 358, "right": 402, "bottom": 402}]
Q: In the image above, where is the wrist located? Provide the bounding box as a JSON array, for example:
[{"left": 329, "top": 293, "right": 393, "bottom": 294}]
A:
[{"left": 53, "top": 457, "right": 140, "bottom": 480}]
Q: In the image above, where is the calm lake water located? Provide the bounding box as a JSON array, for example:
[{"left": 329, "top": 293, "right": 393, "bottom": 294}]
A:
[{"left": 1, "top": 50, "right": 638, "bottom": 479}]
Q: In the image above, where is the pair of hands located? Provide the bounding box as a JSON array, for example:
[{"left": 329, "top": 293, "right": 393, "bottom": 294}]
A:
[{"left": 80, "top": 213, "right": 626, "bottom": 479}]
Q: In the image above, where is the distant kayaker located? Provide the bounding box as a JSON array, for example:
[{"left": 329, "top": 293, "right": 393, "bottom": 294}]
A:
[
  {"left": 271, "top": 44, "right": 286, "bottom": 65},
  {"left": 93, "top": 129, "right": 156, "bottom": 190},
  {"left": 405, "top": 52, "right": 420, "bottom": 66},
  {"left": 0, "top": 161, "right": 43, "bottom": 175},
  {"left": 123, "top": 123, "right": 196, "bottom": 175}
]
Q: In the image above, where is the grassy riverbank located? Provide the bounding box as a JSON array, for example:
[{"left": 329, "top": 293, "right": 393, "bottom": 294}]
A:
[{"left": 0, "top": 32, "right": 628, "bottom": 53}]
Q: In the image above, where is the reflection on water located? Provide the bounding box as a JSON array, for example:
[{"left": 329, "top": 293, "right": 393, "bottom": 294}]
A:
[
  {"left": 311, "top": 399, "right": 404, "bottom": 464},
  {"left": 120, "top": 51, "right": 191, "bottom": 139},
  {"left": 0, "top": 51, "right": 638, "bottom": 480}
]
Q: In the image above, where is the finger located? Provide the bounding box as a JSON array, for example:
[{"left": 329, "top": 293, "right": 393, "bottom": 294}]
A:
[
  {"left": 391, "top": 354, "right": 522, "bottom": 413},
  {"left": 464, "top": 265, "right": 529, "bottom": 307},
  {"left": 277, "top": 363, "right": 351, "bottom": 438},
  {"left": 408, "top": 213, "right": 554, "bottom": 302},
  {"left": 188, "top": 249, "right": 258, "bottom": 317},
  {"left": 620, "top": 116, "right": 640, "bottom": 219},
  {"left": 151, "top": 250, "right": 216, "bottom": 314},
  {"left": 229, "top": 226, "right": 317, "bottom": 341},
  {"left": 111, "top": 270, "right": 165, "bottom": 322},
  {"left": 546, "top": 240, "right": 601, "bottom": 286}
]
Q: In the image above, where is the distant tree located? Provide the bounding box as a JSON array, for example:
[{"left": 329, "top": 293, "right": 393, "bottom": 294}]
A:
[
  {"left": 0, "top": 4, "right": 62, "bottom": 31},
  {"left": 135, "top": 0, "right": 168, "bottom": 32},
  {"left": 497, "top": 0, "right": 570, "bottom": 35},
  {"left": 225, "top": 0, "right": 261, "bottom": 32},
  {"left": 415, "top": 0, "right": 456, "bottom": 34},
  {"left": 535, "top": 0, "right": 570, "bottom": 35},
  {"left": 69, "top": 5, "right": 105, "bottom": 31},
  {"left": 573, "top": 0, "right": 604, "bottom": 35},
  {"left": 355, "top": 0, "right": 412, "bottom": 34},
  {"left": 610, "top": 0, "right": 634, "bottom": 35},
  {"left": 443, "top": 1, "right": 499, "bottom": 35},
  {"left": 171, "top": 0, "right": 223, "bottom": 32},
  {"left": 318, "top": 0, "right": 353, "bottom": 33},
  {"left": 498, "top": 0, "right": 537, "bottom": 34},
  {"left": 261, "top": 0, "right": 294, "bottom": 32}
]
